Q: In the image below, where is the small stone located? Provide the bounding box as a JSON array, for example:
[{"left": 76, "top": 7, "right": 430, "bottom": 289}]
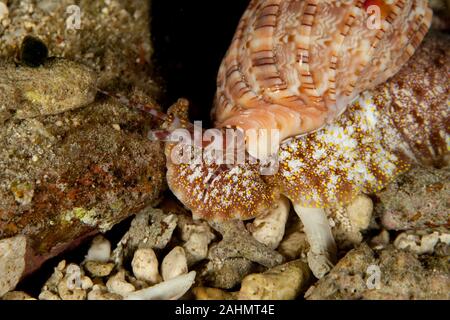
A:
[
  {"left": 57, "top": 277, "right": 86, "bottom": 300},
  {"left": 38, "top": 290, "right": 61, "bottom": 300},
  {"left": 161, "top": 246, "right": 188, "bottom": 281},
  {"left": 87, "top": 289, "right": 122, "bottom": 301},
  {"left": 131, "top": 248, "right": 161, "bottom": 284},
  {"left": 346, "top": 194, "right": 373, "bottom": 231},
  {"left": 394, "top": 230, "right": 450, "bottom": 255},
  {"left": 278, "top": 230, "right": 309, "bottom": 261},
  {"left": 238, "top": 259, "right": 311, "bottom": 300},
  {"left": 193, "top": 287, "right": 237, "bottom": 300},
  {"left": 83, "top": 261, "right": 115, "bottom": 278},
  {"left": 106, "top": 270, "right": 135, "bottom": 296},
  {"left": 2, "top": 291, "right": 35, "bottom": 300}
]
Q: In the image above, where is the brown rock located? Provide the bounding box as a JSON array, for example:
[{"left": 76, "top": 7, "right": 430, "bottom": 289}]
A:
[{"left": 0, "top": 58, "right": 166, "bottom": 279}]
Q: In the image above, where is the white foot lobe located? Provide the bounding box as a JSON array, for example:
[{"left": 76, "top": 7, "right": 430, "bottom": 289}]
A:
[{"left": 293, "top": 205, "right": 337, "bottom": 279}]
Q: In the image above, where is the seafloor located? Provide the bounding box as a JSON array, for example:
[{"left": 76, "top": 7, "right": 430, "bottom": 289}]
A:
[{"left": 0, "top": 0, "right": 449, "bottom": 300}]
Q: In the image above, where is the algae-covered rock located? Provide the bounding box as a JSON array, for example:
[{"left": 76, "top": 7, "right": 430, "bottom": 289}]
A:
[
  {"left": 0, "top": 0, "right": 158, "bottom": 96},
  {"left": 376, "top": 167, "right": 450, "bottom": 231},
  {"left": 0, "top": 58, "right": 166, "bottom": 277},
  {"left": 0, "top": 58, "right": 96, "bottom": 121},
  {"left": 306, "top": 244, "right": 450, "bottom": 300}
]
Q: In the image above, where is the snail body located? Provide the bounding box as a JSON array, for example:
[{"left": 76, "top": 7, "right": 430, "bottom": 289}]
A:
[{"left": 213, "top": 0, "right": 432, "bottom": 158}]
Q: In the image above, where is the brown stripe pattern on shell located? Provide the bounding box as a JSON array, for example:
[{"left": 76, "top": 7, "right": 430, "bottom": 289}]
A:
[
  {"left": 166, "top": 33, "right": 448, "bottom": 221},
  {"left": 213, "top": 0, "right": 433, "bottom": 150}
]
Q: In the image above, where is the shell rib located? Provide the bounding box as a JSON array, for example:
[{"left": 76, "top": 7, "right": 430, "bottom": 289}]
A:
[
  {"left": 213, "top": 0, "right": 433, "bottom": 158},
  {"left": 166, "top": 32, "right": 448, "bottom": 221}
]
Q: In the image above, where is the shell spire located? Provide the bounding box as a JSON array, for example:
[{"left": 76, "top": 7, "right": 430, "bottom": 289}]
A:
[{"left": 213, "top": 0, "right": 433, "bottom": 159}]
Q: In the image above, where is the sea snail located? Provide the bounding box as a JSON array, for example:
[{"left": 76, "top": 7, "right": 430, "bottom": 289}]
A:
[
  {"left": 212, "top": 0, "right": 433, "bottom": 159},
  {"left": 163, "top": 32, "right": 448, "bottom": 278},
  {"left": 102, "top": 1, "right": 441, "bottom": 278}
]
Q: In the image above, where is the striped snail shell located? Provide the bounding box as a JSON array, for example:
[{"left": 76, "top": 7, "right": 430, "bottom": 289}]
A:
[{"left": 213, "top": 0, "right": 433, "bottom": 159}]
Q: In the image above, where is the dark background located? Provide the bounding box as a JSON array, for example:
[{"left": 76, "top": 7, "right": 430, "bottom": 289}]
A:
[{"left": 151, "top": 0, "right": 251, "bottom": 127}]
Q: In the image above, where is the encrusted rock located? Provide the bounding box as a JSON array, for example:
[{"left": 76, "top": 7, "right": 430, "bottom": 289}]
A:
[
  {"left": 0, "top": 0, "right": 159, "bottom": 96},
  {"left": 377, "top": 167, "right": 449, "bottom": 230},
  {"left": 209, "top": 221, "right": 284, "bottom": 268},
  {"left": 0, "top": 58, "right": 166, "bottom": 276},
  {"left": 306, "top": 244, "right": 450, "bottom": 300},
  {"left": 198, "top": 257, "right": 257, "bottom": 290},
  {"left": 0, "top": 58, "right": 96, "bottom": 120},
  {"left": 112, "top": 208, "right": 178, "bottom": 265}
]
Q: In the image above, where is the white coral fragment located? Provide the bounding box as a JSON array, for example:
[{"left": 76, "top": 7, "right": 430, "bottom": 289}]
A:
[
  {"left": 124, "top": 271, "right": 196, "bottom": 300},
  {"left": 85, "top": 235, "right": 111, "bottom": 263},
  {"left": 394, "top": 230, "right": 450, "bottom": 255}
]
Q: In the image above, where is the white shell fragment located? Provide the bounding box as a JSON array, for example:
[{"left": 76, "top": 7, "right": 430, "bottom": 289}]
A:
[{"left": 124, "top": 271, "right": 196, "bottom": 300}]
